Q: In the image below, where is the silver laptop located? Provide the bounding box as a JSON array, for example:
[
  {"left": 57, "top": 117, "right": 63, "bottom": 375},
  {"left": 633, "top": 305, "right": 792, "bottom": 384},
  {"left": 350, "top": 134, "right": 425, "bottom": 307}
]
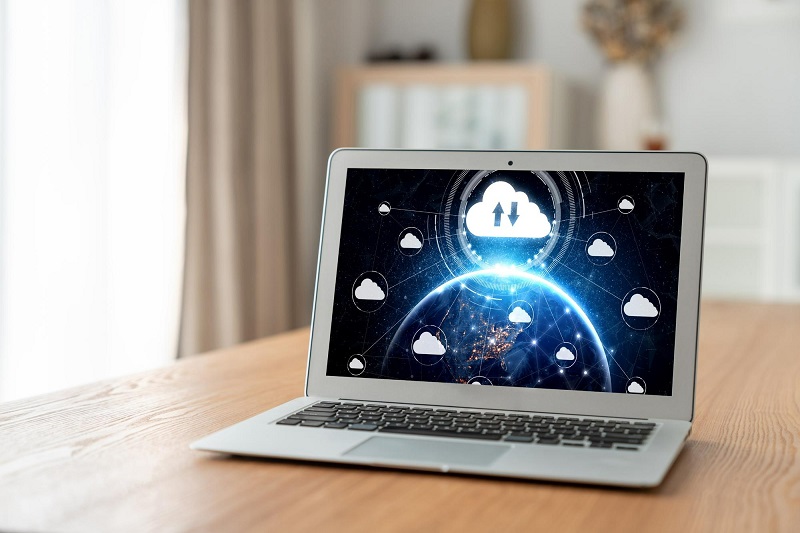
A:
[{"left": 192, "top": 149, "right": 707, "bottom": 488}]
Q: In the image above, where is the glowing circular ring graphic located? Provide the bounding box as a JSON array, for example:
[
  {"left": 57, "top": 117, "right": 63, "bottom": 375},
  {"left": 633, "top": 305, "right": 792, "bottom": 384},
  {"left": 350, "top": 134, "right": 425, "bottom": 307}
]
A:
[{"left": 456, "top": 171, "right": 561, "bottom": 272}]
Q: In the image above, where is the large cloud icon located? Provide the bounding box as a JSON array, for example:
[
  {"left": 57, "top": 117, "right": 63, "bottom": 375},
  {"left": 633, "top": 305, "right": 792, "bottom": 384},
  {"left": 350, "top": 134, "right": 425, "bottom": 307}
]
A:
[
  {"left": 587, "top": 238, "right": 614, "bottom": 257},
  {"left": 354, "top": 278, "right": 385, "bottom": 300},
  {"left": 623, "top": 293, "right": 658, "bottom": 317},
  {"left": 465, "top": 181, "right": 551, "bottom": 238},
  {"left": 400, "top": 232, "right": 422, "bottom": 249},
  {"left": 619, "top": 198, "right": 634, "bottom": 211},
  {"left": 555, "top": 346, "right": 576, "bottom": 361},
  {"left": 508, "top": 306, "right": 532, "bottom": 323},
  {"left": 412, "top": 332, "right": 446, "bottom": 355},
  {"left": 348, "top": 358, "right": 364, "bottom": 370}
]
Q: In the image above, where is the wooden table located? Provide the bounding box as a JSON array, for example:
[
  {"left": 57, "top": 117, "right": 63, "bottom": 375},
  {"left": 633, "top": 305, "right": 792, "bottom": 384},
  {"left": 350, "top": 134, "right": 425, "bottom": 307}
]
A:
[{"left": 1, "top": 301, "right": 798, "bottom": 532}]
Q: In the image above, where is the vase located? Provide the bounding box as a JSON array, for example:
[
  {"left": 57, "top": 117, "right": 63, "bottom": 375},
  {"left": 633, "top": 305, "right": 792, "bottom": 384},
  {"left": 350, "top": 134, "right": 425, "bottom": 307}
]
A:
[
  {"left": 468, "top": 0, "right": 512, "bottom": 60},
  {"left": 597, "top": 61, "right": 656, "bottom": 150}
]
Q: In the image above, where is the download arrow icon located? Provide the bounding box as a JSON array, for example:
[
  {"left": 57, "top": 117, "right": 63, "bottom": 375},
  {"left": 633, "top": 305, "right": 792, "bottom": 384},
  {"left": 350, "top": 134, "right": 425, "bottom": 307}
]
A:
[{"left": 508, "top": 202, "right": 519, "bottom": 226}]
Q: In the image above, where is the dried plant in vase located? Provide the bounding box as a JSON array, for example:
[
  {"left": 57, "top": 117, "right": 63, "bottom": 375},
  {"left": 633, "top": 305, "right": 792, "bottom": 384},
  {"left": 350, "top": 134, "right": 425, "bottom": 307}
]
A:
[
  {"left": 582, "top": 0, "right": 684, "bottom": 150},
  {"left": 583, "top": 0, "right": 684, "bottom": 64}
]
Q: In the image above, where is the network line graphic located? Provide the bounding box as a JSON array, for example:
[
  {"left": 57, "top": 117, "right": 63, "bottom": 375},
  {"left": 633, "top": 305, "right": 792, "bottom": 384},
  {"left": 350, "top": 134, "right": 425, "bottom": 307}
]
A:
[{"left": 329, "top": 168, "right": 684, "bottom": 396}]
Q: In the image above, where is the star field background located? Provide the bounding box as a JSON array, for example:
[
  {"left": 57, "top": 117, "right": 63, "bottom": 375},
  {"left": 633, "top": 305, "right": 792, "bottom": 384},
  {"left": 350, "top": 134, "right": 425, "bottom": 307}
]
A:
[{"left": 325, "top": 168, "right": 684, "bottom": 396}]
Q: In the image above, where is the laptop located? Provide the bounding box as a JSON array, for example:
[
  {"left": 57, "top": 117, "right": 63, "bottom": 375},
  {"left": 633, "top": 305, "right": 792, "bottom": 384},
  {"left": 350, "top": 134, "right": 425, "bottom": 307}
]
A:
[{"left": 192, "top": 149, "right": 707, "bottom": 488}]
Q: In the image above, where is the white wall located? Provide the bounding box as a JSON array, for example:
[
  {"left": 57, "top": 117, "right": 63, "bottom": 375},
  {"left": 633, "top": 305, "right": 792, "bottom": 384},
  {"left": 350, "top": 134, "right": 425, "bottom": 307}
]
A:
[
  {"left": 660, "top": 1, "right": 800, "bottom": 156},
  {"left": 358, "top": 0, "right": 800, "bottom": 155}
]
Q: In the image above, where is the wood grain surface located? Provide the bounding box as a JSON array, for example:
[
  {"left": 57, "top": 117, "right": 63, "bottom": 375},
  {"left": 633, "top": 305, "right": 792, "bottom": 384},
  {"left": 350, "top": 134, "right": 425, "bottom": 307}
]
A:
[{"left": 1, "top": 301, "right": 798, "bottom": 532}]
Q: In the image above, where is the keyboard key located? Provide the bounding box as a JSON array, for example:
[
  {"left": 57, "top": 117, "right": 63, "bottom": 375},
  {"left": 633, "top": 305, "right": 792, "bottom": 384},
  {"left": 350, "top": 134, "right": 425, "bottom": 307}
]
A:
[
  {"left": 276, "top": 418, "right": 300, "bottom": 426},
  {"left": 382, "top": 424, "right": 409, "bottom": 430},
  {"left": 324, "top": 422, "right": 348, "bottom": 429},
  {"left": 603, "top": 435, "right": 644, "bottom": 444},
  {"left": 300, "top": 409, "right": 336, "bottom": 417},
  {"left": 616, "top": 445, "right": 639, "bottom": 451},
  {"left": 308, "top": 405, "right": 336, "bottom": 411},
  {"left": 379, "top": 426, "right": 502, "bottom": 441},
  {"left": 349, "top": 423, "right": 378, "bottom": 431},
  {"left": 505, "top": 435, "right": 534, "bottom": 443},
  {"left": 292, "top": 414, "right": 337, "bottom": 422},
  {"left": 300, "top": 420, "right": 325, "bottom": 427}
]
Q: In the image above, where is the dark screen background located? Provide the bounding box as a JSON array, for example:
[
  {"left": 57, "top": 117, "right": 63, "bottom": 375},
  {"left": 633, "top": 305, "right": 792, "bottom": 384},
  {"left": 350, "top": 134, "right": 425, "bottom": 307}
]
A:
[{"left": 325, "top": 169, "right": 684, "bottom": 396}]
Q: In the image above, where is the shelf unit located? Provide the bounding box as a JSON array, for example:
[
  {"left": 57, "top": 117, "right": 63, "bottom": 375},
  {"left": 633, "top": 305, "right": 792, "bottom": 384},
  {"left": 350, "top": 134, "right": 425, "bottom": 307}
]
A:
[
  {"left": 333, "top": 63, "right": 570, "bottom": 151},
  {"left": 703, "top": 157, "right": 800, "bottom": 301}
]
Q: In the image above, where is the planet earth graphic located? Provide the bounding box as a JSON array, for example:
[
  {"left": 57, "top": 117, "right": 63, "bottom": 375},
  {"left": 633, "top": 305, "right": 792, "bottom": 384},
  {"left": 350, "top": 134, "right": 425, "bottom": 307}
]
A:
[{"left": 382, "top": 269, "right": 612, "bottom": 392}]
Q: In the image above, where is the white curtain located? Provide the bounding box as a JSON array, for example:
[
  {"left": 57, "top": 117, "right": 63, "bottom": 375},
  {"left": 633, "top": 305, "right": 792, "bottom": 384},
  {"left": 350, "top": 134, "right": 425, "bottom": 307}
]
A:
[{"left": 0, "top": 0, "right": 187, "bottom": 401}]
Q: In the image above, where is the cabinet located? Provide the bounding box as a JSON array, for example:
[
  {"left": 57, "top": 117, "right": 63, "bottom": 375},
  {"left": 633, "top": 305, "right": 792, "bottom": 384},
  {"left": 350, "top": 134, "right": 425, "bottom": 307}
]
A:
[{"left": 333, "top": 63, "right": 570, "bottom": 150}]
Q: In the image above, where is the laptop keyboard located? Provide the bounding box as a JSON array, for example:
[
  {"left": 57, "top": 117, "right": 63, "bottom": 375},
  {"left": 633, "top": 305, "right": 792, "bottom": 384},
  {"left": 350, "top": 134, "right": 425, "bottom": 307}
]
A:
[{"left": 276, "top": 401, "right": 656, "bottom": 450}]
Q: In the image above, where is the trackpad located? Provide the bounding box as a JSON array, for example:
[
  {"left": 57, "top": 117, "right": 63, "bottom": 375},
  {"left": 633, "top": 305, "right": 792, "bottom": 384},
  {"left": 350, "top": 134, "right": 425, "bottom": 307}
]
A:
[{"left": 344, "top": 436, "right": 509, "bottom": 467}]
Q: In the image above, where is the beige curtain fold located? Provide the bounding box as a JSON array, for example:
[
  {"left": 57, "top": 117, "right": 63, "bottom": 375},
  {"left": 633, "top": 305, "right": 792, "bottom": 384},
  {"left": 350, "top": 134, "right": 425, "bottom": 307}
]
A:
[{"left": 180, "top": 0, "right": 307, "bottom": 357}]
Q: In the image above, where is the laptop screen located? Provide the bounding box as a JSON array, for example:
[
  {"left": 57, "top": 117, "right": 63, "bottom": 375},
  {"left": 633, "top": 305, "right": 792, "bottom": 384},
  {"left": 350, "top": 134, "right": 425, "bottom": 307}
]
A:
[{"left": 326, "top": 168, "right": 685, "bottom": 396}]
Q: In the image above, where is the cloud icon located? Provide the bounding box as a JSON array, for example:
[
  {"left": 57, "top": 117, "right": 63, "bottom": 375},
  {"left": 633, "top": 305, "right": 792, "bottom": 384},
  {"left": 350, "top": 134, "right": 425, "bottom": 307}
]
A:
[
  {"left": 508, "top": 306, "right": 532, "bottom": 323},
  {"left": 348, "top": 358, "right": 364, "bottom": 370},
  {"left": 555, "top": 346, "right": 575, "bottom": 361},
  {"left": 472, "top": 381, "right": 482, "bottom": 386},
  {"left": 400, "top": 232, "right": 422, "bottom": 249},
  {"left": 354, "top": 278, "right": 385, "bottom": 300},
  {"left": 412, "top": 331, "right": 446, "bottom": 355},
  {"left": 619, "top": 198, "right": 634, "bottom": 211},
  {"left": 623, "top": 293, "right": 658, "bottom": 317},
  {"left": 587, "top": 238, "right": 614, "bottom": 257},
  {"left": 627, "top": 381, "right": 644, "bottom": 394},
  {"left": 465, "top": 181, "right": 551, "bottom": 238}
]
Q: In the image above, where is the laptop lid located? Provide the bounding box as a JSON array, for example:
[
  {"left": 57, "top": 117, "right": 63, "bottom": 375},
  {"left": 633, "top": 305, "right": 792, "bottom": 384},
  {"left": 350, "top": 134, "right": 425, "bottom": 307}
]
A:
[{"left": 306, "top": 150, "right": 706, "bottom": 422}]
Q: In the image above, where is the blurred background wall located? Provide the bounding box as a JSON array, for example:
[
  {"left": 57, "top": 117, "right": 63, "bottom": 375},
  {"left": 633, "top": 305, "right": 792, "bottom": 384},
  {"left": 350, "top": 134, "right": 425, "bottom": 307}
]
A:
[
  {"left": 304, "top": 0, "right": 800, "bottom": 304},
  {"left": 310, "top": 0, "right": 800, "bottom": 156}
]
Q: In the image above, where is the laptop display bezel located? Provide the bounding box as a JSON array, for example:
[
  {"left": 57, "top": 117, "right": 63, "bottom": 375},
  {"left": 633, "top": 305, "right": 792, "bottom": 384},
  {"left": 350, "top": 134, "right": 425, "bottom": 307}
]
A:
[{"left": 305, "top": 149, "right": 706, "bottom": 422}]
